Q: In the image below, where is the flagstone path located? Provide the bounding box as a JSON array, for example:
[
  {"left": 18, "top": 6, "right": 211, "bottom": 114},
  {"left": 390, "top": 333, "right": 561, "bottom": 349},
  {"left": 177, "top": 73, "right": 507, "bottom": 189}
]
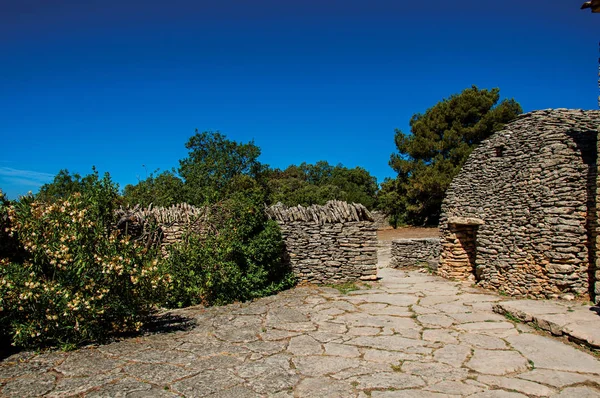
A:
[{"left": 2, "top": 267, "right": 600, "bottom": 397}]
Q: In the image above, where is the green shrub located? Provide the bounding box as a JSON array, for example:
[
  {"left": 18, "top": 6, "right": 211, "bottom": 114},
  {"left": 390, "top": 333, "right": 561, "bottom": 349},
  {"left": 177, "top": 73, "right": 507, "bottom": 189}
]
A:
[
  {"left": 0, "top": 190, "right": 168, "bottom": 349},
  {"left": 160, "top": 193, "right": 295, "bottom": 308}
]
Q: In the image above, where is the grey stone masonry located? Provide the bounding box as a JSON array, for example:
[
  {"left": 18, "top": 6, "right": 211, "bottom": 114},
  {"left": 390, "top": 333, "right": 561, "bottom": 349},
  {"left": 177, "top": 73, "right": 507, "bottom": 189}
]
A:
[
  {"left": 391, "top": 238, "right": 441, "bottom": 268},
  {"left": 439, "top": 109, "right": 600, "bottom": 300},
  {"left": 266, "top": 201, "right": 378, "bottom": 283},
  {"left": 118, "top": 201, "right": 378, "bottom": 284}
]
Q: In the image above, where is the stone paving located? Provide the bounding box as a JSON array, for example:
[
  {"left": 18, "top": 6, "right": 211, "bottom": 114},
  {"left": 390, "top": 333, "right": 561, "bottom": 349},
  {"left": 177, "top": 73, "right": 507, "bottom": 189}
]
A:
[
  {"left": 495, "top": 299, "right": 600, "bottom": 350},
  {"left": 2, "top": 268, "right": 600, "bottom": 397}
]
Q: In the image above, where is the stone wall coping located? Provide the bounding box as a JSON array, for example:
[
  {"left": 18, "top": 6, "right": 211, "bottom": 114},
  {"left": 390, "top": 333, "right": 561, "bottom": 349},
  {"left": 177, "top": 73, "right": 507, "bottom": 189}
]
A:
[
  {"left": 448, "top": 216, "right": 485, "bottom": 226},
  {"left": 392, "top": 238, "right": 441, "bottom": 243}
]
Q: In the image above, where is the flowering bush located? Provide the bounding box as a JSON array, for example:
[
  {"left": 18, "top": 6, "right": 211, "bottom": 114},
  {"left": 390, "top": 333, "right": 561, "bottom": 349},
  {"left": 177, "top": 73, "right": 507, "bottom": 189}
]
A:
[
  {"left": 0, "top": 189, "right": 169, "bottom": 348},
  {"left": 160, "top": 193, "right": 295, "bottom": 308}
]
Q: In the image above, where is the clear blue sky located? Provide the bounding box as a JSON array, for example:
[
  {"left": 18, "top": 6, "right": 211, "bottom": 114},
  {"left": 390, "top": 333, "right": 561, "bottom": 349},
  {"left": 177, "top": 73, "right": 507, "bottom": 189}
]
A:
[{"left": 1, "top": 0, "right": 598, "bottom": 199}]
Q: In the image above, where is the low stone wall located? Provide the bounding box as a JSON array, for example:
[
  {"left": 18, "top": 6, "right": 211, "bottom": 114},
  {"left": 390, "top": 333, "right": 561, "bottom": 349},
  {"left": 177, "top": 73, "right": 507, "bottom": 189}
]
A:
[
  {"left": 266, "top": 201, "right": 378, "bottom": 284},
  {"left": 118, "top": 201, "right": 379, "bottom": 284},
  {"left": 116, "top": 203, "right": 211, "bottom": 256},
  {"left": 391, "top": 238, "right": 441, "bottom": 269}
]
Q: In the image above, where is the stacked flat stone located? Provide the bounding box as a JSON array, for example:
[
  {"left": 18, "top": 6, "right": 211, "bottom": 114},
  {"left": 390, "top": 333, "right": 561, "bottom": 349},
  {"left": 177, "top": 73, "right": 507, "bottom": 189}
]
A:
[
  {"left": 391, "top": 238, "right": 441, "bottom": 269},
  {"left": 115, "top": 203, "right": 212, "bottom": 255},
  {"left": 266, "top": 201, "right": 378, "bottom": 284},
  {"left": 439, "top": 109, "right": 600, "bottom": 300},
  {"left": 370, "top": 211, "right": 389, "bottom": 229},
  {"left": 117, "top": 200, "right": 378, "bottom": 284}
]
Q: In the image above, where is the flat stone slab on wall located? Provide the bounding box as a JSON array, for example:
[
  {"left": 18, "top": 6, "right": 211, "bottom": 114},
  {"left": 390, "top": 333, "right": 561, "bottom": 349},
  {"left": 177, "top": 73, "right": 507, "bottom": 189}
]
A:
[{"left": 391, "top": 238, "right": 441, "bottom": 269}]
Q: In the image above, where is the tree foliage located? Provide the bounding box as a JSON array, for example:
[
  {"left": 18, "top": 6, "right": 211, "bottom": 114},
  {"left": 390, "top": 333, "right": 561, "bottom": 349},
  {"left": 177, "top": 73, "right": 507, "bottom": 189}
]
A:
[
  {"left": 266, "top": 161, "right": 378, "bottom": 209},
  {"left": 123, "top": 170, "right": 185, "bottom": 208},
  {"left": 179, "top": 130, "right": 264, "bottom": 205},
  {"left": 158, "top": 191, "right": 294, "bottom": 308},
  {"left": 388, "top": 86, "right": 522, "bottom": 225}
]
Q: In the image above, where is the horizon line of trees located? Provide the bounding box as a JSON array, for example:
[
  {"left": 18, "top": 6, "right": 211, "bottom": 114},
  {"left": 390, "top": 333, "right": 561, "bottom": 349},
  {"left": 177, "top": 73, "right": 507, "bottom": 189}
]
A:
[{"left": 4, "top": 85, "right": 523, "bottom": 227}]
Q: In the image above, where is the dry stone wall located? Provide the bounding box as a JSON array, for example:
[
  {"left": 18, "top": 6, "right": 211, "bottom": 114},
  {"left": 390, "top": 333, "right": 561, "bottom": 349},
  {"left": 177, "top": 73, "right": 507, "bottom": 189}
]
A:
[
  {"left": 439, "top": 109, "right": 600, "bottom": 299},
  {"left": 266, "top": 201, "right": 378, "bottom": 284},
  {"left": 391, "top": 238, "right": 440, "bottom": 269},
  {"left": 117, "top": 200, "right": 378, "bottom": 284},
  {"left": 116, "top": 203, "right": 211, "bottom": 256},
  {"left": 370, "top": 211, "right": 389, "bottom": 229}
]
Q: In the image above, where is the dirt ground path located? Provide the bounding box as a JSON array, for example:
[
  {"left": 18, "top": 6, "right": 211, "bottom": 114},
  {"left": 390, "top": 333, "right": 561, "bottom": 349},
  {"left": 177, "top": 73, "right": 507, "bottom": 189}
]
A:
[
  {"left": 377, "top": 227, "right": 439, "bottom": 241},
  {"left": 376, "top": 227, "right": 439, "bottom": 268}
]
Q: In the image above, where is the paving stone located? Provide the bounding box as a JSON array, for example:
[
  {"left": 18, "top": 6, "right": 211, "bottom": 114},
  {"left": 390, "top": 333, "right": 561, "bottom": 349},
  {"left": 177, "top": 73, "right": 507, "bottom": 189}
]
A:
[
  {"left": 171, "top": 369, "right": 243, "bottom": 396},
  {"left": 0, "top": 352, "right": 64, "bottom": 380},
  {"left": 324, "top": 342, "right": 361, "bottom": 357},
  {"left": 424, "top": 380, "right": 486, "bottom": 395},
  {"left": 349, "top": 371, "right": 426, "bottom": 390},
  {"left": 205, "top": 385, "right": 262, "bottom": 398},
  {"left": 467, "top": 349, "right": 529, "bottom": 375},
  {"left": 334, "top": 313, "right": 420, "bottom": 331},
  {"left": 362, "top": 348, "right": 426, "bottom": 364},
  {"left": 457, "top": 321, "right": 516, "bottom": 331},
  {"left": 417, "top": 314, "right": 455, "bottom": 328},
  {"left": 286, "top": 335, "right": 323, "bottom": 356},
  {"left": 358, "top": 303, "right": 412, "bottom": 317},
  {"left": 517, "top": 368, "right": 600, "bottom": 388},
  {"left": 552, "top": 386, "right": 600, "bottom": 397},
  {"left": 295, "top": 377, "right": 357, "bottom": 397},
  {"left": 272, "top": 321, "right": 317, "bottom": 332},
  {"left": 186, "top": 354, "right": 245, "bottom": 372},
  {"left": 449, "top": 311, "right": 507, "bottom": 323},
  {"left": 345, "top": 293, "right": 419, "bottom": 306},
  {"left": 314, "top": 321, "right": 348, "bottom": 334},
  {"left": 433, "top": 344, "right": 471, "bottom": 367},
  {"left": 123, "top": 362, "right": 197, "bottom": 384},
  {"left": 432, "top": 302, "right": 473, "bottom": 314},
  {"left": 477, "top": 375, "right": 555, "bottom": 396},
  {"left": 347, "top": 326, "right": 381, "bottom": 336},
  {"left": 292, "top": 356, "right": 360, "bottom": 377},
  {"left": 401, "top": 360, "right": 470, "bottom": 383},
  {"left": 422, "top": 329, "right": 459, "bottom": 344},
  {"left": 86, "top": 377, "right": 154, "bottom": 397},
  {"left": 563, "top": 321, "right": 600, "bottom": 348},
  {"left": 309, "top": 331, "right": 346, "bottom": 343},
  {"left": 0, "top": 373, "right": 56, "bottom": 398},
  {"left": 468, "top": 391, "right": 528, "bottom": 398},
  {"left": 47, "top": 371, "right": 121, "bottom": 397},
  {"left": 371, "top": 391, "right": 459, "bottom": 397},
  {"left": 266, "top": 307, "right": 309, "bottom": 324},
  {"left": 259, "top": 329, "right": 302, "bottom": 341},
  {"left": 506, "top": 333, "right": 600, "bottom": 374},
  {"left": 418, "top": 296, "right": 459, "bottom": 307},
  {"left": 347, "top": 335, "right": 430, "bottom": 354},
  {"left": 54, "top": 349, "right": 124, "bottom": 377},
  {"left": 243, "top": 339, "right": 287, "bottom": 355},
  {"left": 458, "top": 333, "right": 508, "bottom": 350},
  {"left": 122, "top": 348, "right": 198, "bottom": 366},
  {"left": 411, "top": 304, "right": 440, "bottom": 315}
]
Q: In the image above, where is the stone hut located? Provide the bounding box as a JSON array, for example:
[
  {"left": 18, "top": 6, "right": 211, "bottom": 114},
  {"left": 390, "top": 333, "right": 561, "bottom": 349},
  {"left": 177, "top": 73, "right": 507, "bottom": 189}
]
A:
[{"left": 439, "top": 109, "right": 600, "bottom": 300}]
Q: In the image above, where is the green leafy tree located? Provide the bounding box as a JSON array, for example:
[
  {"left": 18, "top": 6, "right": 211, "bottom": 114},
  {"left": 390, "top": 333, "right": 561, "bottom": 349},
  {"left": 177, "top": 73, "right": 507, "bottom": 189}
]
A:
[
  {"left": 266, "top": 161, "right": 378, "bottom": 208},
  {"left": 377, "top": 178, "right": 404, "bottom": 228},
  {"left": 123, "top": 170, "right": 185, "bottom": 207},
  {"left": 178, "top": 130, "right": 264, "bottom": 205},
  {"left": 389, "top": 86, "right": 522, "bottom": 225}
]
